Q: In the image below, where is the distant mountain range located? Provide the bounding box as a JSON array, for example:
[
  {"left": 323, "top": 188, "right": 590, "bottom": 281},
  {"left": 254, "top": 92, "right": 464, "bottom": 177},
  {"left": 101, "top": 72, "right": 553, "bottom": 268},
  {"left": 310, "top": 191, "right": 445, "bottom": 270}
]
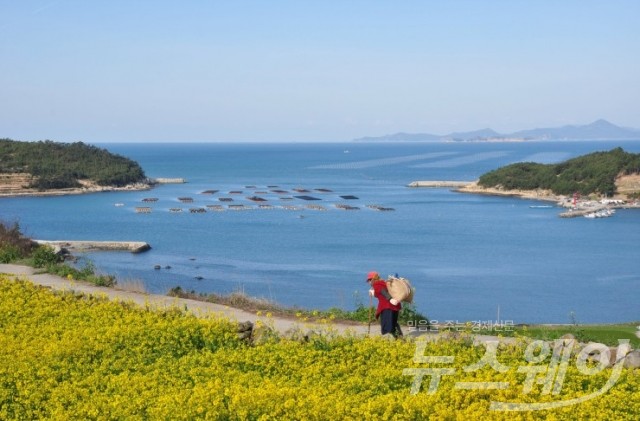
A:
[{"left": 353, "top": 119, "right": 640, "bottom": 142}]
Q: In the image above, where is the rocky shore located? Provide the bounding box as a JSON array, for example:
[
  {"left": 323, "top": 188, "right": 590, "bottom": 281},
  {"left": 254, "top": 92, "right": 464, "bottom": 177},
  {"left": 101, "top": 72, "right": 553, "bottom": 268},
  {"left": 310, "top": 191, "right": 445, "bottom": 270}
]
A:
[
  {"left": 0, "top": 180, "right": 152, "bottom": 198},
  {"left": 409, "top": 179, "right": 565, "bottom": 203},
  {"left": 455, "top": 181, "right": 564, "bottom": 203},
  {"left": 410, "top": 179, "right": 640, "bottom": 214},
  {"left": 0, "top": 177, "right": 188, "bottom": 198}
]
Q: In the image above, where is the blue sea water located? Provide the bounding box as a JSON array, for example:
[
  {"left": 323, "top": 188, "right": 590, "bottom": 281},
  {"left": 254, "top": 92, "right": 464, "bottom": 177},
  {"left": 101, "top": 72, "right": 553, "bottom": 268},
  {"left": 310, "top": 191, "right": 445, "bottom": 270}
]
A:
[{"left": 2, "top": 141, "right": 639, "bottom": 324}]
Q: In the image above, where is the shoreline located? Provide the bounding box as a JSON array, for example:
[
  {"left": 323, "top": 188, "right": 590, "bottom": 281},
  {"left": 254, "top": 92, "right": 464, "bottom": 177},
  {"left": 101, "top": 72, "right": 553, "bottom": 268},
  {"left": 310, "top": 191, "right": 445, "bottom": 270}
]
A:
[
  {"left": 454, "top": 181, "right": 564, "bottom": 203},
  {"left": 411, "top": 180, "right": 640, "bottom": 219},
  {"left": 1, "top": 263, "right": 636, "bottom": 328},
  {"left": 409, "top": 180, "right": 565, "bottom": 203},
  {"left": 0, "top": 177, "right": 186, "bottom": 199},
  {"left": 453, "top": 182, "right": 640, "bottom": 210},
  {"left": 2, "top": 263, "right": 638, "bottom": 351},
  {"left": 0, "top": 182, "right": 152, "bottom": 198}
]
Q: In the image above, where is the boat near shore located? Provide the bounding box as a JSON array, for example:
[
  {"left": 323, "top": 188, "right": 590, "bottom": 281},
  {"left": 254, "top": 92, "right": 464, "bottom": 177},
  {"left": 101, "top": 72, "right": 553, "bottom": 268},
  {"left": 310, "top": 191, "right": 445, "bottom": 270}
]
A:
[
  {"left": 584, "top": 209, "right": 615, "bottom": 219},
  {"left": 414, "top": 180, "right": 640, "bottom": 218}
]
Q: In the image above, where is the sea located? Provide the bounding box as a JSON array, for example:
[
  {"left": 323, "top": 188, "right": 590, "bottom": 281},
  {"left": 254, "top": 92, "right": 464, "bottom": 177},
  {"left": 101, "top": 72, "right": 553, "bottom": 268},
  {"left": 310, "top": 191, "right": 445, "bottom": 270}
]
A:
[{"left": 1, "top": 140, "right": 639, "bottom": 324}]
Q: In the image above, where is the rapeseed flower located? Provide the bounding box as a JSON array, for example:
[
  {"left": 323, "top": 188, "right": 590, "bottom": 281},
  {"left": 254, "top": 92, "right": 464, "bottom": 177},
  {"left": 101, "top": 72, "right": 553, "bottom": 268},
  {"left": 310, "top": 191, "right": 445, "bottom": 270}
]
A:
[{"left": 0, "top": 275, "right": 638, "bottom": 420}]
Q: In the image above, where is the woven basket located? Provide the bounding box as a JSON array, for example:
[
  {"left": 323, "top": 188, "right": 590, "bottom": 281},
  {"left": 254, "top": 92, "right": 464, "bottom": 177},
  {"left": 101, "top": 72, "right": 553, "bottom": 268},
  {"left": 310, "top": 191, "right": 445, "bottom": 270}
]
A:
[{"left": 386, "top": 277, "right": 414, "bottom": 303}]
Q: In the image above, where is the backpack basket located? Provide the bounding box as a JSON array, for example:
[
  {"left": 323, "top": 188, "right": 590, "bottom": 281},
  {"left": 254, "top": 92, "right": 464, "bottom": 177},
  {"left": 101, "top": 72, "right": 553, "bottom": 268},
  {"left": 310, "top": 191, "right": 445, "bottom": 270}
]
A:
[{"left": 386, "top": 276, "right": 414, "bottom": 303}]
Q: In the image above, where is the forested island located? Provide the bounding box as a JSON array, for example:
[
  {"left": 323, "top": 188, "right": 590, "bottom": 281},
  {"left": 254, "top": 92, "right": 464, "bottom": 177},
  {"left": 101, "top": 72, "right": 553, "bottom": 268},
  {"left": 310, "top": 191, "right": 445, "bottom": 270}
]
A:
[
  {"left": 476, "top": 148, "right": 640, "bottom": 198},
  {"left": 0, "top": 138, "right": 147, "bottom": 195}
]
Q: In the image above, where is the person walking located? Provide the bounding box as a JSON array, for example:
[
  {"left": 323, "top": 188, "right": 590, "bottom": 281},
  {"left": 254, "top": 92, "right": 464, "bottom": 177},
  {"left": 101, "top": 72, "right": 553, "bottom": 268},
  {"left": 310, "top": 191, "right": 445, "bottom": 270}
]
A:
[{"left": 366, "top": 271, "right": 403, "bottom": 338}]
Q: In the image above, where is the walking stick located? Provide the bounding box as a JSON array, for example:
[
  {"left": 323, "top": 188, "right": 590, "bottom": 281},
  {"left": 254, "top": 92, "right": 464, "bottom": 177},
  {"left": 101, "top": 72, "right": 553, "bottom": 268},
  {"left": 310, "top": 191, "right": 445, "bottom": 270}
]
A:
[{"left": 367, "top": 293, "right": 373, "bottom": 335}]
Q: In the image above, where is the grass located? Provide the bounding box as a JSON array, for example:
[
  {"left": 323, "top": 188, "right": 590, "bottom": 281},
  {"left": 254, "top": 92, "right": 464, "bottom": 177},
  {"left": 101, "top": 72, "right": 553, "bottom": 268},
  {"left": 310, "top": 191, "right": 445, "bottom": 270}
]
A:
[
  {"left": 515, "top": 323, "right": 640, "bottom": 347},
  {"left": 41, "top": 260, "right": 116, "bottom": 287},
  {"left": 167, "top": 285, "right": 429, "bottom": 325},
  {"left": 115, "top": 278, "right": 148, "bottom": 294}
]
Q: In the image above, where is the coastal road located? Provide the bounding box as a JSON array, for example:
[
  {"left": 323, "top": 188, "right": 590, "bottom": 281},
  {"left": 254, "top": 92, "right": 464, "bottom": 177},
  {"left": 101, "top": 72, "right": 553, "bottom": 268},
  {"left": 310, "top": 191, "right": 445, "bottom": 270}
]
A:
[
  {"left": 0, "top": 263, "right": 372, "bottom": 336},
  {"left": 0, "top": 263, "right": 515, "bottom": 345}
]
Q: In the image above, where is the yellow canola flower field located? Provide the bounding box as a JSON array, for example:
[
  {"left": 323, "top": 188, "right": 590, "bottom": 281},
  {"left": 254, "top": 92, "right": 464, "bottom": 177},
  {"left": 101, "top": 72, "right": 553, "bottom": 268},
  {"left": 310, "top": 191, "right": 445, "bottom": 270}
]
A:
[{"left": 1, "top": 275, "right": 639, "bottom": 420}]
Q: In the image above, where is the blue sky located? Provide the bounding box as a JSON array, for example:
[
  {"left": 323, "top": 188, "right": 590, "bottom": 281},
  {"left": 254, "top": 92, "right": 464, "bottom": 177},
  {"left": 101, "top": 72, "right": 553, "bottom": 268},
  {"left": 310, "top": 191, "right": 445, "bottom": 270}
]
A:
[{"left": 1, "top": 0, "right": 639, "bottom": 142}]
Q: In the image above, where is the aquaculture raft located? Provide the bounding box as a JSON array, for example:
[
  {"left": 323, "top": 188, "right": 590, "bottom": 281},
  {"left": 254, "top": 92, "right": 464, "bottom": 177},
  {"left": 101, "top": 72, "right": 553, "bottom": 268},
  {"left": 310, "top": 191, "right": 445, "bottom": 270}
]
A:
[
  {"left": 306, "top": 204, "right": 327, "bottom": 211},
  {"left": 128, "top": 184, "right": 394, "bottom": 214},
  {"left": 335, "top": 203, "right": 359, "bottom": 211},
  {"left": 366, "top": 204, "right": 395, "bottom": 211}
]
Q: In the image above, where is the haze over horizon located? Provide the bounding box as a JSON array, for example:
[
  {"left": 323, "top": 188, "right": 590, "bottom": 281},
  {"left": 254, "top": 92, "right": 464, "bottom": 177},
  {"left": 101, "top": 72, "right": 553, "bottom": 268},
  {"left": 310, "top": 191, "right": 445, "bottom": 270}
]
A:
[{"left": 1, "top": 1, "right": 639, "bottom": 143}]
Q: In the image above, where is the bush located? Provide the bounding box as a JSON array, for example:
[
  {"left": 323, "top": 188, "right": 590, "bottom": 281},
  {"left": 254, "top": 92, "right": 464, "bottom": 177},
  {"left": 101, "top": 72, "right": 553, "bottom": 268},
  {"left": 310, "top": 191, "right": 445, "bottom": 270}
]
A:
[
  {"left": 399, "top": 302, "right": 429, "bottom": 325},
  {"left": 31, "top": 245, "right": 62, "bottom": 267},
  {"left": 0, "top": 220, "right": 34, "bottom": 259},
  {"left": 43, "top": 260, "right": 116, "bottom": 287},
  {"left": 0, "top": 245, "right": 22, "bottom": 263},
  {"left": 86, "top": 273, "right": 116, "bottom": 287}
]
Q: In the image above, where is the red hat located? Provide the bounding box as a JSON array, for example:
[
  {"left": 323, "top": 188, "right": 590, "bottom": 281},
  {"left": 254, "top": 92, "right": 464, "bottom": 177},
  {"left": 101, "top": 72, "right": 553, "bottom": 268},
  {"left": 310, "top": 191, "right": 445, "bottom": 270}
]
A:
[{"left": 366, "top": 271, "right": 379, "bottom": 282}]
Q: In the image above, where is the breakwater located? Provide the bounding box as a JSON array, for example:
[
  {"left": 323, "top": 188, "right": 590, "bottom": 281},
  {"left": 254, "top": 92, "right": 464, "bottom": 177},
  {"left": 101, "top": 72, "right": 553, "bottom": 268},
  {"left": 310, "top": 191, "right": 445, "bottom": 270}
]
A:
[
  {"left": 408, "top": 180, "right": 474, "bottom": 188},
  {"left": 151, "top": 178, "right": 186, "bottom": 184},
  {"left": 35, "top": 240, "right": 151, "bottom": 253},
  {"left": 558, "top": 207, "right": 604, "bottom": 218}
]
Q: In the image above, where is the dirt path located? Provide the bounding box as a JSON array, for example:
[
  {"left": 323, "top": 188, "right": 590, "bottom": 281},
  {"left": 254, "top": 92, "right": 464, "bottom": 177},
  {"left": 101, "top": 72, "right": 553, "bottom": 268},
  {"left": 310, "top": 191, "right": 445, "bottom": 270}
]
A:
[
  {"left": 0, "top": 263, "right": 516, "bottom": 344},
  {"left": 0, "top": 263, "right": 373, "bottom": 336}
]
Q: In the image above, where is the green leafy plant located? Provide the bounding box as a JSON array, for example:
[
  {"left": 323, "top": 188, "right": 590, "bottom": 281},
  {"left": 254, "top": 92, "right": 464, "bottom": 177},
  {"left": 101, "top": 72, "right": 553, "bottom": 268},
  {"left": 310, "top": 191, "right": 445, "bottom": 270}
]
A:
[
  {"left": 0, "top": 245, "right": 21, "bottom": 263},
  {"left": 0, "top": 220, "right": 34, "bottom": 261},
  {"left": 43, "top": 259, "right": 116, "bottom": 287},
  {"left": 30, "top": 245, "right": 61, "bottom": 267}
]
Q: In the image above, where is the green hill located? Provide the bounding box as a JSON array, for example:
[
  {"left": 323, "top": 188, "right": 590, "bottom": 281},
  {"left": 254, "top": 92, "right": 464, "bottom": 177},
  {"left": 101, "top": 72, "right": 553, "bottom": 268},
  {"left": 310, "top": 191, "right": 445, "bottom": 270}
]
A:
[
  {"left": 0, "top": 138, "right": 146, "bottom": 190},
  {"left": 478, "top": 147, "right": 640, "bottom": 196}
]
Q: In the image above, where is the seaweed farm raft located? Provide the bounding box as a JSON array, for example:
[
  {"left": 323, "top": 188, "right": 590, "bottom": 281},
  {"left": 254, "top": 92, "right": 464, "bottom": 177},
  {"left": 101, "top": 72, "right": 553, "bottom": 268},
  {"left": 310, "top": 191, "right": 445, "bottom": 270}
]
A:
[{"left": 122, "top": 185, "right": 396, "bottom": 214}]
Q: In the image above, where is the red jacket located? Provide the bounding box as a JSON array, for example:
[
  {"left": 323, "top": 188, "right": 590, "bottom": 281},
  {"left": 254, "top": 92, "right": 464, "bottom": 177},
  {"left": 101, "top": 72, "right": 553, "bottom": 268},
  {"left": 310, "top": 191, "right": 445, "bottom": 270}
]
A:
[{"left": 371, "top": 279, "right": 401, "bottom": 318}]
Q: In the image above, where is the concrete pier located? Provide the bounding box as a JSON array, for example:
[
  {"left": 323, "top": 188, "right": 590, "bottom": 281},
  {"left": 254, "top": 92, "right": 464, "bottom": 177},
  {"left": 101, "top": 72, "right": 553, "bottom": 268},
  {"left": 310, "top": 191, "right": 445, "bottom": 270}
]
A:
[
  {"left": 408, "top": 180, "right": 474, "bottom": 188},
  {"left": 152, "top": 178, "right": 186, "bottom": 184},
  {"left": 35, "top": 240, "right": 151, "bottom": 253},
  {"left": 558, "top": 206, "right": 613, "bottom": 218}
]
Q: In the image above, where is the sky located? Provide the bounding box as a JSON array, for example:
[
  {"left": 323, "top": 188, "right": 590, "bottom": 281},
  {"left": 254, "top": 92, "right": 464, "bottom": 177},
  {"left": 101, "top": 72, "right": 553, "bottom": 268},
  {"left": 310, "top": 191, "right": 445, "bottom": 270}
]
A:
[{"left": 1, "top": 0, "right": 639, "bottom": 143}]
